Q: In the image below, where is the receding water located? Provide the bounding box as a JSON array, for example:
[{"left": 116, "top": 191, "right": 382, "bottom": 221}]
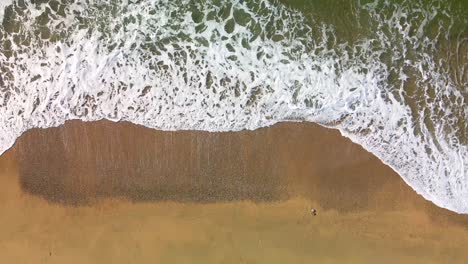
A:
[
  {"left": 2, "top": 121, "right": 468, "bottom": 263},
  {"left": 0, "top": 0, "right": 466, "bottom": 212}
]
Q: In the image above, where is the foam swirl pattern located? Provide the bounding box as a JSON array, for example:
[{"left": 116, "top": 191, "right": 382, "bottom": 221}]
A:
[{"left": 0, "top": 0, "right": 466, "bottom": 212}]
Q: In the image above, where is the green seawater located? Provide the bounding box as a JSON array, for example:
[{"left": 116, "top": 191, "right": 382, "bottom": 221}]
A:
[{"left": 0, "top": 0, "right": 466, "bottom": 212}]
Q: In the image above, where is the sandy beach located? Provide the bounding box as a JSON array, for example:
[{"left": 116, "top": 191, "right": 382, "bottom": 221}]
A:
[{"left": 1, "top": 120, "right": 467, "bottom": 263}]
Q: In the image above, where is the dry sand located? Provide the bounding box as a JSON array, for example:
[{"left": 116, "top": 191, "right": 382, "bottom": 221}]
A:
[{"left": 0, "top": 120, "right": 467, "bottom": 263}]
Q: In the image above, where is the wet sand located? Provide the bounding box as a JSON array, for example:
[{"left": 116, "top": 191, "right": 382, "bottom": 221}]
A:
[{"left": 1, "top": 120, "right": 468, "bottom": 263}]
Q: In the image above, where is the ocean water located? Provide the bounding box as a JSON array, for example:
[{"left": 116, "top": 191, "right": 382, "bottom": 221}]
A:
[{"left": 0, "top": 0, "right": 466, "bottom": 213}]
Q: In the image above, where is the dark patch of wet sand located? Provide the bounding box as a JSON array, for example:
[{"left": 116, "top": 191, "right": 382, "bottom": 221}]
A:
[
  {"left": 0, "top": 120, "right": 467, "bottom": 263},
  {"left": 13, "top": 120, "right": 405, "bottom": 209}
]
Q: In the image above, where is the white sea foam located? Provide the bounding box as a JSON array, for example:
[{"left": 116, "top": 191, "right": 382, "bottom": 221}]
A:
[
  {"left": 0, "top": 0, "right": 13, "bottom": 22},
  {"left": 0, "top": 0, "right": 466, "bottom": 212}
]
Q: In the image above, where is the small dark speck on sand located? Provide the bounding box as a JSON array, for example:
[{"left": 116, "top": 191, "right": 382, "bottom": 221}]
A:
[{"left": 311, "top": 209, "right": 317, "bottom": 216}]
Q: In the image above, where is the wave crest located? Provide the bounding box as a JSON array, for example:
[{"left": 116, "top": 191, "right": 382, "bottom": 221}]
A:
[{"left": 0, "top": 0, "right": 466, "bottom": 212}]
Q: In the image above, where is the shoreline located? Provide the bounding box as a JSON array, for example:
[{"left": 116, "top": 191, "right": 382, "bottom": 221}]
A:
[
  {"left": 4, "top": 120, "right": 464, "bottom": 214},
  {"left": 12, "top": 120, "right": 394, "bottom": 206},
  {"left": 0, "top": 118, "right": 463, "bottom": 213},
  {"left": 1, "top": 120, "right": 468, "bottom": 262}
]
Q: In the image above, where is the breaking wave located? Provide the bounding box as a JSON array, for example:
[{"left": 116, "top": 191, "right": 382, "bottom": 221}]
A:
[{"left": 0, "top": 0, "right": 466, "bottom": 212}]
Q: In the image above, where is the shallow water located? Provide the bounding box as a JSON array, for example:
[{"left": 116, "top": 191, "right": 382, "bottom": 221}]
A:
[{"left": 0, "top": 1, "right": 466, "bottom": 212}]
